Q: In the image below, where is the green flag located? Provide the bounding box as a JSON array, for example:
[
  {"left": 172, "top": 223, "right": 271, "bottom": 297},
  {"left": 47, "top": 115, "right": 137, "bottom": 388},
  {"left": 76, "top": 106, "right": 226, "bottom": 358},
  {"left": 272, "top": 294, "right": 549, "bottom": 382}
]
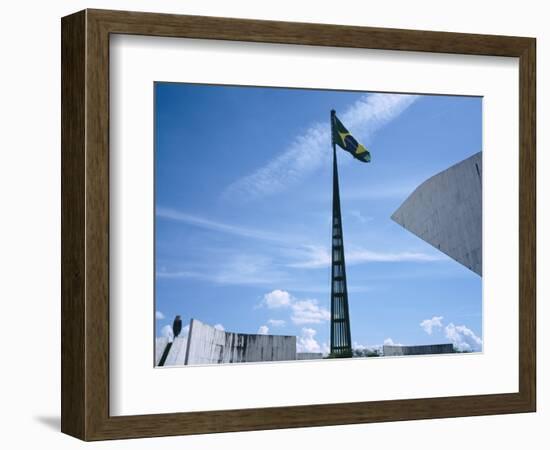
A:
[{"left": 331, "top": 111, "right": 371, "bottom": 163}]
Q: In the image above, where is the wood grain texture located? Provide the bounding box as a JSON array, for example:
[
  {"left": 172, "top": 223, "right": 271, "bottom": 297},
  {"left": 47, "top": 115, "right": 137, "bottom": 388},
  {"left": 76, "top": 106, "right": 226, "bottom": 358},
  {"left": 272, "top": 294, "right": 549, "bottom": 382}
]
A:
[
  {"left": 518, "top": 38, "right": 536, "bottom": 410},
  {"left": 61, "top": 8, "right": 537, "bottom": 441},
  {"left": 61, "top": 10, "right": 86, "bottom": 439}
]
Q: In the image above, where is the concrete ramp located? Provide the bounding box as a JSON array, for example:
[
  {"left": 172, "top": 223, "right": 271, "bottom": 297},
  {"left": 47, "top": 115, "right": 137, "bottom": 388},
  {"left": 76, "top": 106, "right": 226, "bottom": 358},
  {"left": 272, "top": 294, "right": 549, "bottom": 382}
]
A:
[{"left": 391, "top": 152, "right": 482, "bottom": 276}]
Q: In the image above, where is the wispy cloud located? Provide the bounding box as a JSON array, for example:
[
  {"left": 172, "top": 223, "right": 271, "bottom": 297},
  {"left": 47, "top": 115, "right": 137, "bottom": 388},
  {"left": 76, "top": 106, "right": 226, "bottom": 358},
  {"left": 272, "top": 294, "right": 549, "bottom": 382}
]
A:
[
  {"left": 340, "top": 181, "right": 421, "bottom": 201},
  {"left": 348, "top": 210, "right": 373, "bottom": 224},
  {"left": 289, "top": 245, "right": 444, "bottom": 269},
  {"left": 223, "top": 93, "right": 418, "bottom": 201},
  {"left": 291, "top": 299, "right": 331, "bottom": 325},
  {"left": 155, "top": 311, "right": 165, "bottom": 320},
  {"left": 156, "top": 207, "right": 444, "bottom": 289},
  {"left": 157, "top": 254, "right": 288, "bottom": 286},
  {"left": 347, "top": 248, "right": 444, "bottom": 264},
  {"left": 287, "top": 284, "right": 374, "bottom": 294},
  {"left": 267, "top": 319, "right": 286, "bottom": 327},
  {"left": 156, "top": 207, "right": 287, "bottom": 243}
]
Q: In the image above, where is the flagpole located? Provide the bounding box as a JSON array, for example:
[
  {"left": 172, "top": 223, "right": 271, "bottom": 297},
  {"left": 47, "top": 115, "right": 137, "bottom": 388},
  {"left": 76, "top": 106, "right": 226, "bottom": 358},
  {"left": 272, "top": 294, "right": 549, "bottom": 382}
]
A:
[
  {"left": 330, "top": 110, "right": 352, "bottom": 358},
  {"left": 330, "top": 110, "right": 336, "bottom": 355}
]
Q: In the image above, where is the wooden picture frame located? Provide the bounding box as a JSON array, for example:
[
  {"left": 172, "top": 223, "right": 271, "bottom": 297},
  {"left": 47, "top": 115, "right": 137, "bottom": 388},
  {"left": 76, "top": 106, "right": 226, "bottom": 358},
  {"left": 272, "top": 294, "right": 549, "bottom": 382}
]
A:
[{"left": 61, "top": 9, "right": 536, "bottom": 441}]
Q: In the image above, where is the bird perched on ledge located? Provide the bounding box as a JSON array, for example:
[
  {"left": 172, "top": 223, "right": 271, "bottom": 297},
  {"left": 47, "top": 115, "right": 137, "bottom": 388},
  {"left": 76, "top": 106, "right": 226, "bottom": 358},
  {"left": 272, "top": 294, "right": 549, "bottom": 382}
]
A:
[{"left": 172, "top": 315, "right": 182, "bottom": 338}]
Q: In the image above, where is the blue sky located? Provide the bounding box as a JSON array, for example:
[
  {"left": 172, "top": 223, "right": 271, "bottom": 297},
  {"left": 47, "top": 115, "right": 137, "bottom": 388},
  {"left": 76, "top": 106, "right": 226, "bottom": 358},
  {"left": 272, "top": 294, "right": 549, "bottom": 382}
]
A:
[{"left": 154, "top": 82, "right": 482, "bottom": 355}]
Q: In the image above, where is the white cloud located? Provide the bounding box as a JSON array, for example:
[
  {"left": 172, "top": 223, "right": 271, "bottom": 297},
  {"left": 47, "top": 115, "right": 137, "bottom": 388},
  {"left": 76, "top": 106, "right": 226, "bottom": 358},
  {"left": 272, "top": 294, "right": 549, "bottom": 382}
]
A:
[
  {"left": 353, "top": 341, "right": 384, "bottom": 356},
  {"left": 296, "top": 328, "right": 322, "bottom": 353},
  {"left": 224, "top": 122, "right": 329, "bottom": 202},
  {"left": 353, "top": 341, "right": 380, "bottom": 351},
  {"left": 155, "top": 310, "right": 165, "bottom": 320},
  {"left": 212, "top": 255, "right": 287, "bottom": 286},
  {"left": 291, "top": 299, "right": 330, "bottom": 325},
  {"left": 157, "top": 270, "right": 201, "bottom": 279},
  {"left": 223, "top": 93, "right": 418, "bottom": 201},
  {"left": 348, "top": 249, "right": 444, "bottom": 264},
  {"left": 263, "top": 289, "right": 292, "bottom": 308},
  {"left": 445, "top": 323, "right": 482, "bottom": 352},
  {"left": 156, "top": 207, "right": 285, "bottom": 243},
  {"left": 161, "top": 323, "right": 189, "bottom": 341},
  {"left": 213, "top": 323, "right": 225, "bottom": 331},
  {"left": 420, "top": 316, "right": 444, "bottom": 335},
  {"left": 267, "top": 319, "right": 286, "bottom": 327},
  {"left": 383, "top": 338, "right": 402, "bottom": 346},
  {"left": 289, "top": 245, "right": 443, "bottom": 269},
  {"left": 157, "top": 254, "right": 287, "bottom": 286},
  {"left": 288, "top": 246, "right": 330, "bottom": 269},
  {"left": 161, "top": 324, "right": 174, "bottom": 343},
  {"left": 341, "top": 181, "right": 421, "bottom": 201},
  {"left": 257, "top": 325, "right": 269, "bottom": 335},
  {"left": 261, "top": 290, "right": 330, "bottom": 325},
  {"left": 340, "top": 92, "right": 418, "bottom": 135}
]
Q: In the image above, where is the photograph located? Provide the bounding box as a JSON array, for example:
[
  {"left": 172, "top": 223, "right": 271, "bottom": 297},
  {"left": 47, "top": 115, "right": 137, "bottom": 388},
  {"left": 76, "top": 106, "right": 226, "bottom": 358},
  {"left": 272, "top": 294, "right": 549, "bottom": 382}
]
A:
[
  {"left": 0, "top": 0, "right": 540, "bottom": 445},
  {"left": 153, "top": 83, "right": 483, "bottom": 367}
]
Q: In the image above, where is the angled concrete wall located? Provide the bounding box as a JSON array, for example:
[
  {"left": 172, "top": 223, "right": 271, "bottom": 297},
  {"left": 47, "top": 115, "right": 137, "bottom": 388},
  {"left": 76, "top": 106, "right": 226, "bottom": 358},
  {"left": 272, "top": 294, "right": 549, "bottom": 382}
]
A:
[
  {"left": 383, "top": 343, "right": 454, "bottom": 356},
  {"left": 155, "top": 337, "right": 169, "bottom": 366},
  {"left": 163, "top": 336, "right": 188, "bottom": 366},
  {"left": 185, "top": 319, "right": 296, "bottom": 365},
  {"left": 391, "top": 152, "right": 482, "bottom": 276}
]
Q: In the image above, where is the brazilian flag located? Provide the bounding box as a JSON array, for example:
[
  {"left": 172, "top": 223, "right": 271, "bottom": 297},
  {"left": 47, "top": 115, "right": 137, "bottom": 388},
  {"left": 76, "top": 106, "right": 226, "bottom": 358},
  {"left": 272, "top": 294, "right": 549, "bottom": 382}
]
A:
[{"left": 331, "top": 112, "right": 371, "bottom": 163}]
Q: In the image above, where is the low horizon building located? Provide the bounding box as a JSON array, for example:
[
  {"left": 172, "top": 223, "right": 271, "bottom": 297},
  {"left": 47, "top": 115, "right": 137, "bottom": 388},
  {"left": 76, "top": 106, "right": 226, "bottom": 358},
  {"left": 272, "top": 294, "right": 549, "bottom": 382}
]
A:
[
  {"left": 383, "top": 343, "right": 455, "bottom": 356},
  {"left": 296, "top": 352, "right": 323, "bottom": 360}
]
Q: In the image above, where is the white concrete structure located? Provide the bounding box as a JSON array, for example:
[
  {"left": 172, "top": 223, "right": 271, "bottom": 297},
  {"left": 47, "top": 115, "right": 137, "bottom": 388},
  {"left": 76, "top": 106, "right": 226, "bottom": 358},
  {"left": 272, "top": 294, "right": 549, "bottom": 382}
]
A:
[
  {"left": 163, "top": 336, "right": 188, "bottom": 366},
  {"left": 185, "top": 319, "right": 296, "bottom": 365},
  {"left": 391, "top": 152, "right": 482, "bottom": 276},
  {"left": 156, "top": 318, "right": 297, "bottom": 366}
]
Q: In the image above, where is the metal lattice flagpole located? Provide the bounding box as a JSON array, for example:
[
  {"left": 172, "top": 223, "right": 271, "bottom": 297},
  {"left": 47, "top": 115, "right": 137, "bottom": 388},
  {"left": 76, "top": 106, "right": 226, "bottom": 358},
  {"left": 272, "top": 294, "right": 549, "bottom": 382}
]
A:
[{"left": 330, "top": 110, "right": 353, "bottom": 358}]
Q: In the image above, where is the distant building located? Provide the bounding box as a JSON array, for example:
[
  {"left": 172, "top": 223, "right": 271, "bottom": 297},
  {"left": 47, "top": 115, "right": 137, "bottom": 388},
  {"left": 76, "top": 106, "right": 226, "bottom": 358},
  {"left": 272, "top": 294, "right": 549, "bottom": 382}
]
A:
[
  {"left": 383, "top": 343, "right": 454, "bottom": 356},
  {"left": 391, "top": 152, "right": 482, "bottom": 276},
  {"left": 157, "top": 318, "right": 296, "bottom": 366}
]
